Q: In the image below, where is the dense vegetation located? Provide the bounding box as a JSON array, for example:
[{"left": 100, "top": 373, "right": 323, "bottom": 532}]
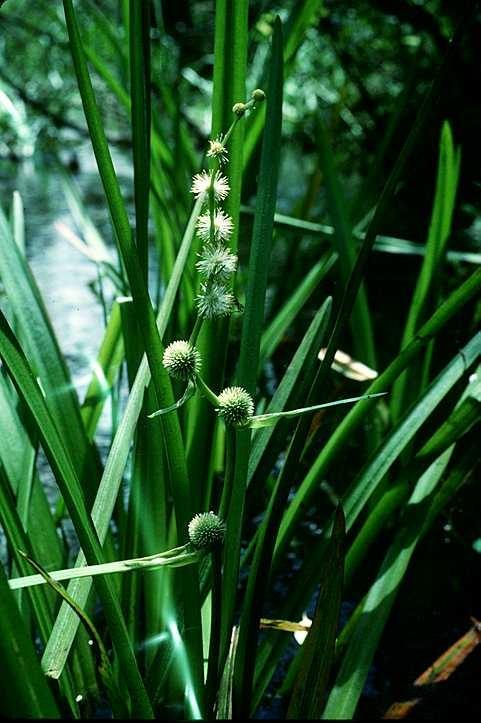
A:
[{"left": 0, "top": 1, "right": 480, "bottom": 719}]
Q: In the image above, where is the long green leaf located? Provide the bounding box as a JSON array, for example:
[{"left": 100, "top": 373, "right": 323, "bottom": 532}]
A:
[
  {"left": 273, "top": 263, "right": 481, "bottom": 567},
  {"left": 0, "top": 206, "right": 100, "bottom": 503},
  {"left": 0, "top": 308, "right": 154, "bottom": 717},
  {"left": 129, "top": 0, "right": 151, "bottom": 279},
  {"left": 317, "top": 119, "right": 376, "bottom": 368},
  {"left": 391, "top": 121, "right": 461, "bottom": 422},
  {"left": 41, "top": 197, "right": 203, "bottom": 681},
  {"left": 259, "top": 252, "right": 337, "bottom": 366},
  {"left": 0, "top": 563, "right": 60, "bottom": 719},
  {"left": 286, "top": 507, "right": 345, "bottom": 719},
  {"left": 248, "top": 297, "right": 332, "bottom": 490}
]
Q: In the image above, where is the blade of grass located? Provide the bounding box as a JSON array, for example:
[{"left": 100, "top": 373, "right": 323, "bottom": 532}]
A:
[
  {"left": 0, "top": 562, "right": 60, "bottom": 719},
  {"left": 259, "top": 252, "right": 337, "bottom": 366},
  {"left": 81, "top": 299, "right": 124, "bottom": 440},
  {"left": 129, "top": 0, "right": 151, "bottom": 280},
  {"left": 323, "top": 447, "right": 454, "bottom": 719},
  {"left": 323, "top": 425, "right": 480, "bottom": 719},
  {"left": 341, "top": 332, "right": 481, "bottom": 531},
  {"left": 317, "top": 119, "right": 376, "bottom": 369},
  {"left": 0, "top": 469, "right": 81, "bottom": 716},
  {"left": 241, "top": 206, "right": 481, "bottom": 265},
  {"left": 20, "top": 551, "right": 128, "bottom": 719},
  {"left": 41, "top": 197, "right": 203, "bottom": 681},
  {"left": 286, "top": 507, "right": 345, "bottom": 719},
  {"left": 391, "top": 121, "right": 461, "bottom": 423},
  {"left": 273, "top": 261, "right": 481, "bottom": 569},
  {"left": 0, "top": 205, "right": 100, "bottom": 505},
  {"left": 248, "top": 297, "right": 332, "bottom": 491},
  {"left": 0, "top": 308, "right": 154, "bottom": 717}
]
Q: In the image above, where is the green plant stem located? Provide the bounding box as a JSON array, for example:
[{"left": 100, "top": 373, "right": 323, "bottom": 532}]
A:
[
  {"left": 197, "top": 374, "right": 222, "bottom": 407},
  {"left": 219, "top": 428, "right": 236, "bottom": 520},
  {"left": 190, "top": 316, "right": 204, "bottom": 344},
  {"left": 206, "top": 548, "right": 223, "bottom": 715}
]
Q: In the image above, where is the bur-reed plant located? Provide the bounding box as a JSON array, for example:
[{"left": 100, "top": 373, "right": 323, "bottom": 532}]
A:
[{"left": 0, "top": 2, "right": 480, "bottom": 720}]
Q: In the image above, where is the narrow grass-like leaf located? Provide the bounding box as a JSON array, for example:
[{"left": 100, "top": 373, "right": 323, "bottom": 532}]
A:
[
  {"left": 248, "top": 297, "right": 332, "bottom": 489},
  {"left": 0, "top": 563, "right": 60, "bottom": 719},
  {"left": 81, "top": 299, "right": 124, "bottom": 439},
  {"left": 41, "top": 197, "right": 203, "bottom": 680},
  {"left": 0, "top": 308, "right": 154, "bottom": 717},
  {"left": 341, "top": 332, "right": 481, "bottom": 531},
  {"left": 241, "top": 206, "right": 481, "bottom": 265},
  {"left": 317, "top": 119, "right": 376, "bottom": 368},
  {"left": 391, "top": 121, "right": 461, "bottom": 422},
  {"left": 248, "top": 392, "right": 386, "bottom": 428},
  {"left": 323, "top": 448, "right": 454, "bottom": 719},
  {"left": 273, "top": 264, "right": 481, "bottom": 566},
  {"left": 20, "top": 551, "right": 128, "bottom": 719},
  {"left": 129, "top": 0, "right": 151, "bottom": 280},
  {"left": 259, "top": 252, "right": 337, "bottom": 366},
  {"left": 286, "top": 507, "right": 345, "bottom": 719},
  {"left": 10, "top": 549, "right": 199, "bottom": 589},
  {"left": 0, "top": 206, "right": 100, "bottom": 503}
]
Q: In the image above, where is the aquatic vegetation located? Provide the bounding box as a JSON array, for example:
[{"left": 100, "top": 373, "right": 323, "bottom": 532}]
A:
[{"left": 0, "top": 1, "right": 479, "bottom": 721}]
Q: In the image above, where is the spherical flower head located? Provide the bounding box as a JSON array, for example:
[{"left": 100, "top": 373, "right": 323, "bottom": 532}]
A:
[
  {"left": 217, "top": 386, "right": 254, "bottom": 427},
  {"left": 207, "top": 137, "right": 228, "bottom": 164},
  {"left": 196, "top": 210, "right": 234, "bottom": 242},
  {"left": 252, "top": 88, "right": 266, "bottom": 103},
  {"left": 191, "top": 170, "right": 230, "bottom": 202},
  {"left": 196, "top": 282, "right": 235, "bottom": 319},
  {"left": 232, "top": 102, "right": 247, "bottom": 116},
  {"left": 188, "top": 512, "right": 225, "bottom": 550},
  {"left": 163, "top": 340, "right": 201, "bottom": 380},
  {"left": 196, "top": 244, "right": 238, "bottom": 281}
]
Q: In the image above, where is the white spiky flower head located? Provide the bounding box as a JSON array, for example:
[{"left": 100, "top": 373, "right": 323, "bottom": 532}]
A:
[
  {"left": 207, "top": 136, "right": 228, "bottom": 164},
  {"left": 196, "top": 244, "right": 237, "bottom": 281},
  {"left": 163, "top": 340, "right": 201, "bottom": 380},
  {"left": 188, "top": 512, "right": 225, "bottom": 550},
  {"left": 196, "top": 210, "right": 234, "bottom": 242},
  {"left": 217, "top": 386, "right": 254, "bottom": 427},
  {"left": 196, "top": 282, "right": 235, "bottom": 319},
  {"left": 191, "top": 170, "right": 230, "bottom": 202}
]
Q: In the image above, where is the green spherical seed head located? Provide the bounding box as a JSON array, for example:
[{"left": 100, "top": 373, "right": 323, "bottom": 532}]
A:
[
  {"left": 163, "top": 340, "right": 201, "bottom": 380},
  {"left": 217, "top": 386, "right": 254, "bottom": 427},
  {"left": 251, "top": 88, "right": 266, "bottom": 102},
  {"left": 188, "top": 512, "right": 225, "bottom": 550},
  {"left": 232, "top": 102, "right": 247, "bottom": 116}
]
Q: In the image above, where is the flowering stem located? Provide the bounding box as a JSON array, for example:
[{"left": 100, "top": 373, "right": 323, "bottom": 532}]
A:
[
  {"left": 189, "top": 315, "right": 204, "bottom": 345},
  {"left": 219, "top": 428, "right": 237, "bottom": 520},
  {"left": 197, "top": 374, "right": 221, "bottom": 407}
]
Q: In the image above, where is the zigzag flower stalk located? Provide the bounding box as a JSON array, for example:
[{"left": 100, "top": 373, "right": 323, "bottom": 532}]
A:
[{"left": 151, "top": 352, "right": 387, "bottom": 427}]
